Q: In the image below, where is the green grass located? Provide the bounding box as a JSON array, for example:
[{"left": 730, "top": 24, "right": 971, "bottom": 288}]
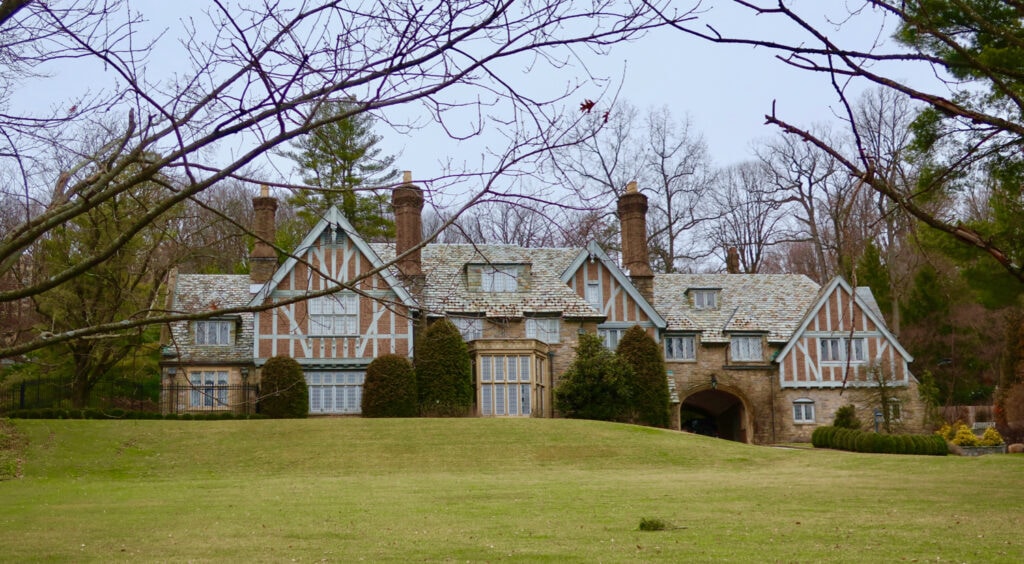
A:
[{"left": 1, "top": 418, "right": 1022, "bottom": 562}]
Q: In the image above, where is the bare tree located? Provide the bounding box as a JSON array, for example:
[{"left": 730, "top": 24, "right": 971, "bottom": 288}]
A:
[
  {"left": 704, "top": 161, "right": 790, "bottom": 273},
  {"left": 669, "top": 1, "right": 1024, "bottom": 282},
  {"left": 0, "top": 1, "right": 699, "bottom": 359},
  {"left": 552, "top": 102, "right": 717, "bottom": 271}
]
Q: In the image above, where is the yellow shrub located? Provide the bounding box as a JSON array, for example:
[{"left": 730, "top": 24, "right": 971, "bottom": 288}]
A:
[
  {"left": 951, "top": 424, "right": 980, "bottom": 447},
  {"left": 979, "top": 426, "right": 1004, "bottom": 446}
]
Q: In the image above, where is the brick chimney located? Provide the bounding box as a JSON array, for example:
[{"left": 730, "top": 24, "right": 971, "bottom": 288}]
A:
[
  {"left": 726, "top": 246, "right": 740, "bottom": 274},
  {"left": 250, "top": 185, "right": 278, "bottom": 284},
  {"left": 392, "top": 171, "right": 424, "bottom": 278},
  {"left": 618, "top": 181, "right": 654, "bottom": 302}
]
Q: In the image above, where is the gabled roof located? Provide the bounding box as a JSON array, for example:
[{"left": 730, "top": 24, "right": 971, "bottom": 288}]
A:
[
  {"left": 419, "top": 244, "right": 601, "bottom": 318},
  {"left": 653, "top": 273, "right": 820, "bottom": 342},
  {"left": 248, "top": 206, "right": 416, "bottom": 308},
  {"left": 561, "top": 241, "right": 665, "bottom": 328},
  {"left": 165, "top": 273, "right": 253, "bottom": 363},
  {"left": 775, "top": 276, "right": 913, "bottom": 362}
]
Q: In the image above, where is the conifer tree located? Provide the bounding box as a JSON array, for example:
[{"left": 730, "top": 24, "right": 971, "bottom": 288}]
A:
[
  {"left": 616, "top": 325, "right": 670, "bottom": 428},
  {"left": 415, "top": 319, "right": 473, "bottom": 416}
]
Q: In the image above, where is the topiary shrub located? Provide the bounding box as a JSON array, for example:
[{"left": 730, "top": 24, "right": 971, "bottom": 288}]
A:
[
  {"left": 616, "top": 326, "right": 670, "bottom": 428},
  {"left": 259, "top": 356, "right": 308, "bottom": 418},
  {"left": 555, "top": 333, "right": 634, "bottom": 423},
  {"left": 362, "top": 354, "right": 418, "bottom": 418},
  {"left": 415, "top": 319, "right": 473, "bottom": 417},
  {"left": 833, "top": 405, "right": 862, "bottom": 430}
]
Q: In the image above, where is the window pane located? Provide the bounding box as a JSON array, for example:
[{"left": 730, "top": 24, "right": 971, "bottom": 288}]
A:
[
  {"left": 495, "top": 357, "right": 505, "bottom": 382},
  {"left": 520, "top": 384, "right": 531, "bottom": 415},
  {"left": 508, "top": 384, "right": 519, "bottom": 415},
  {"left": 481, "top": 384, "right": 493, "bottom": 415},
  {"left": 495, "top": 385, "right": 506, "bottom": 415},
  {"left": 481, "top": 357, "right": 492, "bottom": 382},
  {"left": 520, "top": 356, "right": 530, "bottom": 382}
]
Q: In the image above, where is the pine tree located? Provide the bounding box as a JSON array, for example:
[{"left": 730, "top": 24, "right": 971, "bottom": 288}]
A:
[{"left": 282, "top": 99, "right": 399, "bottom": 241}]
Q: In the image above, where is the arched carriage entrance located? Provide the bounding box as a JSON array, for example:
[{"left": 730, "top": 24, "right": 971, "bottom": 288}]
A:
[{"left": 680, "top": 387, "right": 752, "bottom": 443}]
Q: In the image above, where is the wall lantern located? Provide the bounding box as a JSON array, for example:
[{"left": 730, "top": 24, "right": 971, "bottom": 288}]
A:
[
  {"left": 874, "top": 409, "right": 883, "bottom": 433},
  {"left": 710, "top": 375, "right": 718, "bottom": 390}
]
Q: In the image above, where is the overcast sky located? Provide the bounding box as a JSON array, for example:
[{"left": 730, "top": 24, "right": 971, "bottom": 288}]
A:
[{"left": 9, "top": 2, "right": 940, "bottom": 201}]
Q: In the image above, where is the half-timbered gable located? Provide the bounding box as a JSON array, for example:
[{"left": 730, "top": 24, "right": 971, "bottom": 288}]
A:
[
  {"left": 776, "top": 277, "right": 913, "bottom": 388},
  {"left": 249, "top": 207, "right": 416, "bottom": 414},
  {"left": 561, "top": 241, "right": 665, "bottom": 349}
]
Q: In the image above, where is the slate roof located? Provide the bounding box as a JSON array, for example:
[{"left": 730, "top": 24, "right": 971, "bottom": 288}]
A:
[
  {"left": 164, "top": 273, "right": 254, "bottom": 364},
  {"left": 422, "top": 244, "right": 603, "bottom": 318},
  {"left": 653, "top": 273, "right": 820, "bottom": 343}
]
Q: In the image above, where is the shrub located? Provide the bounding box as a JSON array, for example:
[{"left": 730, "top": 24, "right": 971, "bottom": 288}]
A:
[
  {"left": 638, "top": 518, "right": 671, "bottom": 531},
  {"left": 616, "top": 326, "right": 670, "bottom": 428},
  {"left": 259, "top": 356, "right": 308, "bottom": 418},
  {"left": 832, "top": 405, "right": 861, "bottom": 429},
  {"left": 555, "top": 333, "right": 634, "bottom": 423},
  {"left": 979, "top": 426, "right": 1004, "bottom": 446},
  {"left": 946, "top": 425, "right": 978, "bottom": 448},
  {"left": 362, "top": 354, "right": 418, "bottom": 418},
  {"left": 415, "top": 320, "right": 473, "bottom": 417}
]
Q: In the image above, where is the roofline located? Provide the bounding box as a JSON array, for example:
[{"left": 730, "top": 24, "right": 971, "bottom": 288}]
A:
[
  {"left": 247, "top": 206, "right": 417, "bottom": 308},
  {"left": 775, "top": 276, "right": 913, "bottom": 363},
  {"left": 561, "top": 241, "right": 666, "bottom": 328}
]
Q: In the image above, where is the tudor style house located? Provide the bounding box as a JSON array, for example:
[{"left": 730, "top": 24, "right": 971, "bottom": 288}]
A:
[{"left": 160, "top": 178, "right": 925, "bottom": 443}]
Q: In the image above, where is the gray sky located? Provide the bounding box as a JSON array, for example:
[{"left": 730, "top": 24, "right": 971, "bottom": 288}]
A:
[{"left": 9, "top": 2, "right": 939, "bottom": 201}]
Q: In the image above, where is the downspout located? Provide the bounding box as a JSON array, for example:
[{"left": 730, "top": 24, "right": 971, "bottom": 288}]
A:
[
  {"left": 547, "top": 351, "right": 555, "bottom": 418},
  {"left": 769, "top": 370, "right": 776, "bottom": 444}
]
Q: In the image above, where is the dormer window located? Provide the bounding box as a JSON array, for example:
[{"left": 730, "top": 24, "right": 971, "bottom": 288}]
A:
[
  {"left": 195, "top": 319, "right": 233, "bottom": 346},
  {"left": 467, "top": 263, "right": 530, "bottom": 293},
  {"left": 690, "top": 289, "right": 719, "bottom": 310}
]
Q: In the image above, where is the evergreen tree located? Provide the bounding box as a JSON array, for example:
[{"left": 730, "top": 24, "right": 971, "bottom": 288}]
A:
[
  {"left": 855, "top": 242, "right": 893, "bottom": 321},
  {"left": 616, "top": 325, "right": 670, "bottom": 428},
  {"left": 282, "top": 99, "right": 399, "bottom": 241},
  {"left": 362, "top": 354, "right": 418, "bottom": 418},
  {"left": 415, "top": 319, "right": 473, "bottom": 416},
  {"left": 554, "top": 333, "right": 634, "bottom": 423}
]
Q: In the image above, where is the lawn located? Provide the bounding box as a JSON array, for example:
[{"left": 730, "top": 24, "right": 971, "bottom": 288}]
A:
[{"left": 1, "top": 418, "right": 1021, "bottom": 562}]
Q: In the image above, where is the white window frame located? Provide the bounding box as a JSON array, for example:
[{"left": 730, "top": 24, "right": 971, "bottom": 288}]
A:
[
  {"left": 598, "top": 327, "right": 626, "bottom": 350},
  {"left": 308, "top": 293, "right": 359, "bottom": 336},
  {"left": 307, "top": 371, "right": 365, "bottom": 414},
  {"left": 189, "top": 370, "right": 228, "bottom": 408},
  {"left": 526, "top": 318, "right": 560, "bottom": 344},
  {"left": 451, "top": 316, "right": 483, "bottom": 341},
  {"left": 585, "top": 281, "right": 602, "bottom": 311},
  {"left": 819, "top": 337, "right": 866, "bottom": 363},
  {"left": 692, "top": 289, "right": 718, "bottom": 309},
  {"left": 481, "top": 266, "right": 519, "bottom": 292},
  {"left": 479, "top": 355, "right": 532, "bottom": 417},
  {"left": 195, "top": 320, "right": 232, "bottom": 345},
  {"left": 793, "top": 399, "right": 815, "bottom": 423},
  {"left": 730, "top": 335, "right": 763, "bottom": 362},
  {"left": 664, "top": 335, "right": 696, "bottom": 361}
]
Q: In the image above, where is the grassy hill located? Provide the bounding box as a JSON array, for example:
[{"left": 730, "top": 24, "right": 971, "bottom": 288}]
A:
[{"left": 1, "top": 418, "right": 1021, "bottom": 562}]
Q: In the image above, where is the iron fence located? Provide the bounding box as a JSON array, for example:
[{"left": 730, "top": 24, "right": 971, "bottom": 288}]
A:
[
  {"left": 161, "top": 383, "right": 259, "bottom": 415},
  {"left": 0, "top": 376, "right": 159, "bottom": 414}
]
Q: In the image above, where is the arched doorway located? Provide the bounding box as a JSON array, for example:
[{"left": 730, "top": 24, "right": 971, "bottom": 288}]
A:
[{"left": 680, "top": 387, "right": 751, "bottom": 443}]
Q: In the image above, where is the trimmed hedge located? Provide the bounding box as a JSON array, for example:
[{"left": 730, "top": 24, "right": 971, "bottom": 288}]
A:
[
  {"left": 361, "top": 354, "right": 418, "bottom": 417},
  {"left": 811, "top": 425, "right": 947, "bottom": 455},
  {"left": 259, "top": 356, "right": 309, "bottom": 418},
  {"left": 4, "top": 408, "right": 263, "bottom": 420}
]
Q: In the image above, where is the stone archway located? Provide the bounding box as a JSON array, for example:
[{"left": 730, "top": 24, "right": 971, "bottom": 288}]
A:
[{"left": 680, "top": 387, "right": 752, "bottom": 443}]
